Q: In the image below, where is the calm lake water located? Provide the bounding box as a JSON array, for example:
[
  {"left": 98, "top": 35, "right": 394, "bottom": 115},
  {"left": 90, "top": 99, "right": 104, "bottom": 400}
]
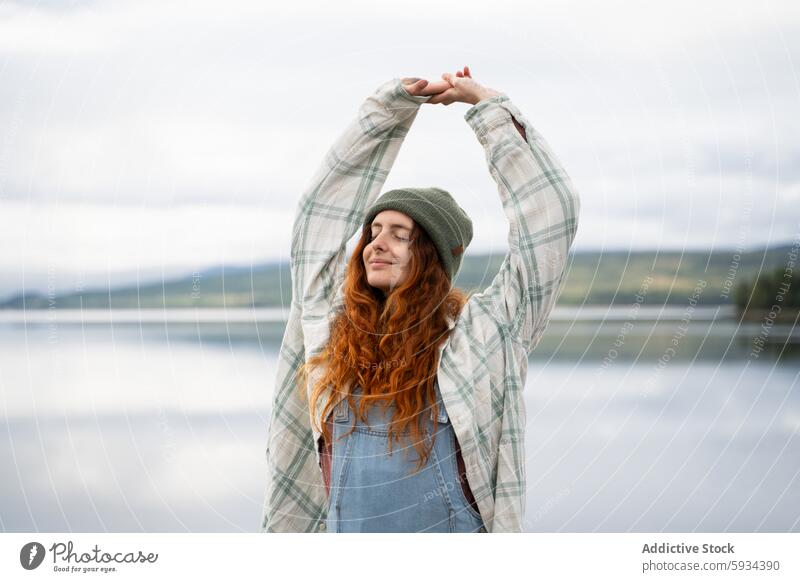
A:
[{"left": 1, "top": 308, "right": 798, "bottom": 532}]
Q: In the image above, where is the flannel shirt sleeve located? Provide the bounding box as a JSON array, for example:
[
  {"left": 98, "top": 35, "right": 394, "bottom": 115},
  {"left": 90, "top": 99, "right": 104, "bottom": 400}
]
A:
[
  {"left": 464, "top": 94, "right": 581, "bottom": 353},
  {"left": 290, "top": 78, "right": 430, "bottom": 341},
  {"left": 262, "top": 79, "right": 429, "bottom": 533}
]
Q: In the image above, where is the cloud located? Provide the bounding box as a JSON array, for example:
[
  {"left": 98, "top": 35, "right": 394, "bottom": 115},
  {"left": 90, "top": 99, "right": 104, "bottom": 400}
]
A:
[
  {"left": 0, "top": 200, "right": 293, "bottom": 273},
  {"left": 0, "top": 0, "right": 797, "bottom": 287}
]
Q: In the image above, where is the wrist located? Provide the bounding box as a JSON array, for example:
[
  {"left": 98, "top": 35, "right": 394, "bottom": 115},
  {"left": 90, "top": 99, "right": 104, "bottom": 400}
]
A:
[
  {"left": 371, "top": 78, "right": 429, "bottom": 116},
  {"left": 469, "top": 88, "right": 502, "bottom": 105}
]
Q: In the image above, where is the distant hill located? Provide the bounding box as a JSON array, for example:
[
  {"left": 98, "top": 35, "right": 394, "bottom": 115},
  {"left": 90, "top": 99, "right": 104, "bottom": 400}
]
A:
[
  {"left": 1, "top": 245, "right": 795, "bottom": 309},
  {"left": 733, "top": 262, "right": 799, "bottom": 322}
]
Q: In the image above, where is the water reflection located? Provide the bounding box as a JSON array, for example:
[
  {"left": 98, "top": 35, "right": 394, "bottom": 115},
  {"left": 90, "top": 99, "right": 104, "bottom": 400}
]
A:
[{"left": 0, "top": 310, "right": 797, "bottom": 532}]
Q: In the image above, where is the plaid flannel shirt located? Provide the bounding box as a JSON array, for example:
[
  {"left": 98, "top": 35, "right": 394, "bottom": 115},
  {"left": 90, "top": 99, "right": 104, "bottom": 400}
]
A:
[{"left": 260, "top": 77, "right": 580, "bottom": 533}]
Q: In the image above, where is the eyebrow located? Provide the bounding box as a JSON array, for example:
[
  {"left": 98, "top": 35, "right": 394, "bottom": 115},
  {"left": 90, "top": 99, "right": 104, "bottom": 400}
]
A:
[{"left": 370, "top": 221, "right": 411, "bottom": 231}]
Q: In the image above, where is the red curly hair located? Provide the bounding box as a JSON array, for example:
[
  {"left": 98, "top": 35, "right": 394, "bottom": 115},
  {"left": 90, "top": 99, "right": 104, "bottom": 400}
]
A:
[{"left": 300, "top": 219, "right": 472, "bottom": 474}]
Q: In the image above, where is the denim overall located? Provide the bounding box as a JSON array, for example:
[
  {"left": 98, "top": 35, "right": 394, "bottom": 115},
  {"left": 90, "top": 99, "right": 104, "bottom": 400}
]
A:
[{"left": 325, "top": 381, "right": 486, "bottom": 533}]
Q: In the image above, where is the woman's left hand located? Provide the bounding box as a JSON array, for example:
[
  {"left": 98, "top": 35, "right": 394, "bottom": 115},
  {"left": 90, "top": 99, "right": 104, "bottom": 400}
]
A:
[
  {"left": 401, "top": 77, "right": 453, "bottom": 100},
  {"left": 427, "top": 66, "right": 501, "bottom": 106}
]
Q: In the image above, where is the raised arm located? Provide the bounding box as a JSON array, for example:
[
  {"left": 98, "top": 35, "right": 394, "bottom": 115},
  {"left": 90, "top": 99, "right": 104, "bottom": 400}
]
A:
[
  {"left": 290, "top": 78, "right": 435, "bottom": 334},
  {"left": 438, "top": 67, "right": 581, "bottom": 353}
]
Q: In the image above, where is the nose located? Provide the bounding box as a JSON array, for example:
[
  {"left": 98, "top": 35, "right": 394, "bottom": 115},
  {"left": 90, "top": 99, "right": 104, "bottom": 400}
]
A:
[{"left": 370, "top": 231, "right": 390, "bottom": 251}]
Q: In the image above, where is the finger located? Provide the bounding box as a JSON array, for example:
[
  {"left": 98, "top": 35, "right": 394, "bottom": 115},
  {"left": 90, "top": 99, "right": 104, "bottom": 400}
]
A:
[
  {"left": 420, "top": 79, "right": 451, "bottom": 95},
  {"left": 465, "top": 65, "right": 471, "bottom": 78},
  {"left": 429, "top": 87, "right": 458, "bottom": 105},
  {"left": 406, "top": 78, "right": 429, "bottom": 96},
  {"left": 427, "top": 90, "right": 446, "bottom": 104},
  {"left": 427, "top": 89, "right": 449, "bottom": 104}
]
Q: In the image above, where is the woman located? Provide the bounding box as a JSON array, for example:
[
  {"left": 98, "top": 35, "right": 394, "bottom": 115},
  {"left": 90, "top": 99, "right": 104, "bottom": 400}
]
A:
[{"left": 260, "top": 66, "right": 580, "bottom": 533}]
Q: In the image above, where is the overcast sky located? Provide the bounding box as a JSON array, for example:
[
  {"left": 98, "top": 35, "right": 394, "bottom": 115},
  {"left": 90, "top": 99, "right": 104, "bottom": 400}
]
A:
[{"left": 1, "top": 0, "right": 798, "bottom": 299}]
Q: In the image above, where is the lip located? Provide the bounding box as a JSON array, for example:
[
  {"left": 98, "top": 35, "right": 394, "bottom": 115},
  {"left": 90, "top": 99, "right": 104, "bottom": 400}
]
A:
[{"left": 370, "top": 260, "right": 392, "bottom": 267}]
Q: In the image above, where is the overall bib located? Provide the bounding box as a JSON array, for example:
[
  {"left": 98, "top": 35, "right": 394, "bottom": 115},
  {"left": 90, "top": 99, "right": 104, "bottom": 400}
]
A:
[{"left": 325, "top": 381, "right": 486, "bottom": 533}]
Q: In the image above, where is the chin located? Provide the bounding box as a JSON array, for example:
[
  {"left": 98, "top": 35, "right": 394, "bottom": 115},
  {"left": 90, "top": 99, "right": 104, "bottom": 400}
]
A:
[{"left": 366, "top": 275, "right": 386, "bottom": 291}]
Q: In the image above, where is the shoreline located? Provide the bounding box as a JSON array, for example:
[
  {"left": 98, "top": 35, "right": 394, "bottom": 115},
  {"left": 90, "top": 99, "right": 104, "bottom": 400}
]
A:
[{"left": 0, "top": 305, "right": 747, "bottom": 324}]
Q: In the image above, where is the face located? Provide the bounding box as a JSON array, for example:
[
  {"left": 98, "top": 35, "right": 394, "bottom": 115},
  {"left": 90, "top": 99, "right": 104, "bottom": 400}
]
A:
[{"left": 363, "top": 209, "right": 415, "bottom": 295}]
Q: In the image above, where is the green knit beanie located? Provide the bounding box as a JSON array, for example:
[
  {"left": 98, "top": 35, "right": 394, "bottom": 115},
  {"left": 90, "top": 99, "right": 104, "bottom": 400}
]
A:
[{"left": 363, "top": 187, "right": 473, "bottom": 281}]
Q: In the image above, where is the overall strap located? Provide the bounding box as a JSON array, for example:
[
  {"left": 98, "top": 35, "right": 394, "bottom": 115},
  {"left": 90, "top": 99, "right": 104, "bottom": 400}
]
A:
[{"left": 430, "top": 378, "right": 449, "bottom": 424}]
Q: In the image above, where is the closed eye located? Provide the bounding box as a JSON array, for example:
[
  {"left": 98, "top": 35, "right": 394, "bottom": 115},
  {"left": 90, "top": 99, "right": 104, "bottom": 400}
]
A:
[{"left": 369, "top": 232, "right": 410, "bottom": 242}]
